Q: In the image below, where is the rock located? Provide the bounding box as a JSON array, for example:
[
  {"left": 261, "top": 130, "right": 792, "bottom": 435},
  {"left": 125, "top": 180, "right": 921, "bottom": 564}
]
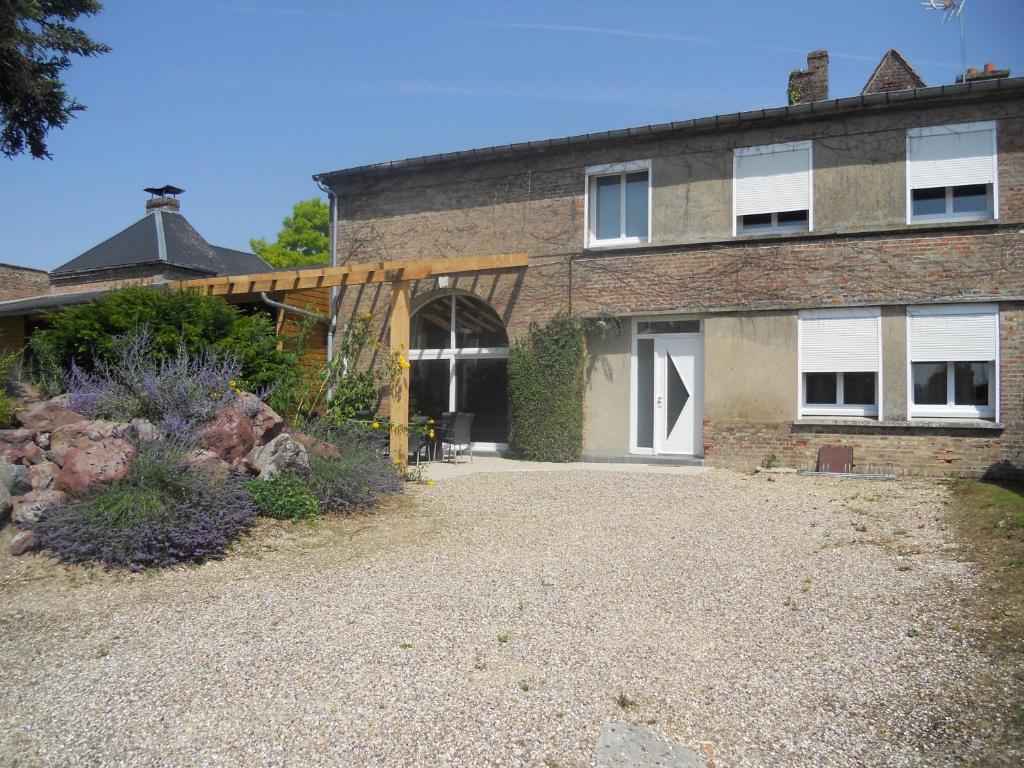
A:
[
  {"left": 29, "top": 461, "right": 59, "bottom": 491},
  {"left": 49, "top": 421, "right": 131, "bottom": 461},
  {"left": 0, "top": 463, "right": 32, "bottom": 495},
  {"left": 9, "top": 530, "right": 37, "bottom": 556},
  {"left": 54, "top": 438, "right": 135, "bottom": 496},
  {"left": 7, "top": 380, "right": 44, "bottom": 405},
  {"left": 595, "top": 723, "right": 706, "bottom": 768},
  {"left": 0, "top": 429, "right": 46, "bottom": 465},
  {"left": 12, "top": 489, "right": 67, "bottom": 525},
  {"left": 45, "top": 450, "right": 64, "bottom": 469},
  {"left": 238, "top": 393, "right": 284, "bottom": 445},
  {"left": 34, "top": 432, "right": 50, "bottom": 450},
  {"left": 287, "top": 430, "right": 342, "bottom": 461},
  {"left": 130, "top": 418, "right": 163, "bottom": 443},
  {"left": 247, "top": 433, "right": 310, "bottom": 480},
  {"left": 184, "top": 449, "right": 231, "bottom": 476},
  {"left": 0, "top": 483, "right": 11, "bottom": 521},
  {"left": 15, "top": 399, "right": 88, "bottom": 432},
  {"left": 198, "top": 407, "right": 254, "bottom": 463}
]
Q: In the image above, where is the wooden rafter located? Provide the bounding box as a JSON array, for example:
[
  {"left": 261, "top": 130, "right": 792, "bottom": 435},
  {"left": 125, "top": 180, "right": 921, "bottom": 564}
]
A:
[{"left": 168, "top": 252, "right": 529, "bottom": 296}]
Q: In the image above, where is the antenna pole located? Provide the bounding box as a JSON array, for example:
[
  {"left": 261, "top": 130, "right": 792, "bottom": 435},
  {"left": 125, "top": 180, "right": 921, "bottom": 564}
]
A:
[{"left": 959, "top": 8, "right": 967, "bottom": 82}]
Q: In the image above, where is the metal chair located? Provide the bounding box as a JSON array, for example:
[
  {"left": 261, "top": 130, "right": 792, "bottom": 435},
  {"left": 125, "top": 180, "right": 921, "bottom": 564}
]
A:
[{"left": 441, "top": 412, "right": 475, "bottom": 463}]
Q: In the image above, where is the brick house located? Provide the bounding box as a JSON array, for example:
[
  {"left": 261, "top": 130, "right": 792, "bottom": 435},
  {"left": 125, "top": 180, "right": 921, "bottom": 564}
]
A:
[{"left": 304, "top": 50, "right": 1022, "bottom": 478}]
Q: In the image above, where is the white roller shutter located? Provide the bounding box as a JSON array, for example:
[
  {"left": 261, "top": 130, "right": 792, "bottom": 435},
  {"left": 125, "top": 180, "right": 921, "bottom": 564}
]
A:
[
  {"left": 907, "top": 122, "right": 996, "bottom": 189},
  {"left": 799, "top": 308, "right": 880, "bottom": 373},
  {"left": 908, "top": 304, "right": 998, "bottom": 362},
  {"left": 734, "top": 141, "right": 812, "bottom": 217}
]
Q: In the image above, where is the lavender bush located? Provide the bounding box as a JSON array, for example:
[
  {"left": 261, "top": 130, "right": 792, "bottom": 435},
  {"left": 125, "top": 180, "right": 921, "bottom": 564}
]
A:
[
  {"left": 66, "top": 330, "right": 240, "bottom": 437},
  {"left": 302, "top": 421, "right": 402, "bottom": 512},
  {"left": 32, "top": 440, "right": 256, "bottom": 571}
]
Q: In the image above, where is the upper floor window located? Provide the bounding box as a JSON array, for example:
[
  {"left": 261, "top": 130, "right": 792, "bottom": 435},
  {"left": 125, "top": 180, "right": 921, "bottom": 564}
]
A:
[
  {"left": 798, "top": 307, "right": 881, "bottom": 418},
  {"left": 907, "top": 122, "right": 997, "bottom": 224},
  {"left": 585, "top": 160, "right": 650, "bottom": 247},
  {"left": 907, "top": 304, "right": 998, "bottom": 419},
  {"left": 733, "top": 141, "right": 812, "bottom": 236}
]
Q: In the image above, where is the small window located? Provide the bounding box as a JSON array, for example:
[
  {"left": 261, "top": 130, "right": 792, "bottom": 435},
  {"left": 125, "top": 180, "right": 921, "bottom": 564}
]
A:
[
  {"left": 907, "top": 122, "right": 997, "bottom": 224},
  {"left": 636, "top": 319, "right": 700, "bottom": 335},
  {"left": 586, "top": 161, "right": 650, "bottom": 246},
  {"left": 734, "top": 141, "right": 813, "bottom": 236},
  {"left": 738, "top": 209, "right": 809, "bottom": 234},
  {"left": 907, "top": 304, "right": 998, "bottom": 419},
  {"left": 798, "top": 307, "right": 881, "bottom": 418}
]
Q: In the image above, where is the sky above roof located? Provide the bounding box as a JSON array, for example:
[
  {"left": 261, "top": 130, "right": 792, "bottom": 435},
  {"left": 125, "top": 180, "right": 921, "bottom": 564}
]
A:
[{"left": 3, "top": 0, "right": 1022, "bottom": 272}]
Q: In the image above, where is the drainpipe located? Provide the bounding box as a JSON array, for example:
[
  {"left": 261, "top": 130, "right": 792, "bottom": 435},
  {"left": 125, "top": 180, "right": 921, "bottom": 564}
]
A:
[
  {"left": 259, "top": 292, "right": 328, "bottom": 324},
  {"left": 316, "top": 179, "right": 340, "bottom": 399}
]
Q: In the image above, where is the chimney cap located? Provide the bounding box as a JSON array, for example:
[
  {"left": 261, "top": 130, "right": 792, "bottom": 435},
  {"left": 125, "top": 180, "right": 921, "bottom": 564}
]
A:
[
  {"left": 144, "top": 184, "right": 184, "bottom": 198},
  {"left": 984, "top": 62, "right": 996, "bottom": 73}
]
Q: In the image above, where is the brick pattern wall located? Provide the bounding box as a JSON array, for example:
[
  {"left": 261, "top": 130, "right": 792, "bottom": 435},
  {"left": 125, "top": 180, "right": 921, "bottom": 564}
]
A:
[
  {"left": 0, "top": 264, "right": 48, "bottom": 301},
  {"left": 862, "top": 52, "right": 925, "bottom": 95}
]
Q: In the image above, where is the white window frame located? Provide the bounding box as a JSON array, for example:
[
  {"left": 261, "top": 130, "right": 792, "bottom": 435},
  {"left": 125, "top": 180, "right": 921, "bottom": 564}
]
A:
[
  {"left": 732, "top": 140, "right": 814, "bottom": 237},
  {"left": 584, "top": 159, "right": 652, "bottom": 248},
  {"left": 906, "top": 303, "right": 1000, "bottom": 421},
  {"left": 905, "top": 121, "right": 999, "bottom": 225},
  {"left": 797, "top": 307, "right": 882, "bottom": 419},
  {"left": 737, "top": 210, "right": 811, "bottom": 235}
]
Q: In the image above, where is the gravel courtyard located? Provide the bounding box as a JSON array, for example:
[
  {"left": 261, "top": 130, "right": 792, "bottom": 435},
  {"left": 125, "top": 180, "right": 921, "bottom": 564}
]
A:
[{"left": 0, "top": 469, "right": 1016, "bottom": 767}]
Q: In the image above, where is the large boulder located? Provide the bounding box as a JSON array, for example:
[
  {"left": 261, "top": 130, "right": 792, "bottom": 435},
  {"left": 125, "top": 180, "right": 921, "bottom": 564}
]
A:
[
  {"left": 197, "top": 407, "right": 254, "bottom": 463},
  {"left": 0, "top": 429, "right": 46, "bottom": 465},
  {"left": 0, "top": 463, "right": 32, "bottom": 495},
  {"left": 49, "top": 421, "right": 131, "bottom": 461},
  {"left": 287, "top": 429, "right": 342, "bottom": 461},
  {"left": 237, "top": 393, "right": 284, "bottom": 445},
  {"left": 247, "top": 433, "right": 310, "bottom": 480},
  {"left": 29, "top": 461, "right": 59, "bottom": 491},
  {"left": 9, "top": 530, "right": 37, "bottom": 556},
  {"left": 15, "top": 399, "right": 88, "bottom": 432},
  {"left": 184, "top": 449, "right": 231, "bottom": 477},
  {"left": 12, "top": 489, "right": 67, "bottom": 526},
  {"left": 0, "top": 483, "right": 11, "bottom": 522},
  {"left": 54, "top": 439, "right": 135, "bottom": 496}
]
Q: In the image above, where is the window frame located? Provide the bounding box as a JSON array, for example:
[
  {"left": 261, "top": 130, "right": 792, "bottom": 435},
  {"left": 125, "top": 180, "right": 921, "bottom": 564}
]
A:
[
  {"left": 905, "top": 121, "right": 999, "bottom": 225},
  {"left": 797, "top": 306, "right": 882, "bottom": 419},
  {"left": 906, "top": 303, "right": 1000, "bottom": 421},
  {"left": 584, "top": 159, "right": 652, "bottom": 248},
  {"left": 732, "top": 140, "right": 814, "bottom": 237},
  {"left": 737, "top": 209, "right": 810, "bottom": 235}
]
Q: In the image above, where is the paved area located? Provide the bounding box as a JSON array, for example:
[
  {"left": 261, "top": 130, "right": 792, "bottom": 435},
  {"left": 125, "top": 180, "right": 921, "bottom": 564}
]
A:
[
  {"left": 0, "top": 469, "right": 1014, "bottom": 767},
  {"left": 422, "top": 454, "right": 706, "bottom": 481}
]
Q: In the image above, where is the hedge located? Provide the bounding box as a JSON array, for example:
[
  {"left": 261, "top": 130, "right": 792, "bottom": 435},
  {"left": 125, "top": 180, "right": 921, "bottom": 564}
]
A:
[{"left": 507, "top": 312, "right": 585, "bottom": 462}]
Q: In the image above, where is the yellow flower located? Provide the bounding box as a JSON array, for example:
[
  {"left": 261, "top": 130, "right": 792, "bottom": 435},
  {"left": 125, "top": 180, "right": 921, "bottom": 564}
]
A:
[
  {"left": 364, "top": 311, "right": 374, "bottom": 322},
  {"left": 426, "top": 479, "right": 436, "bottom": 487},
  {"left": 372, "top": 421, "right": 380, "bottom": 430},
  {"left": 428, "top": 418, "right": 435, "bottom": 424},
  {"left": 376, "top": 340, "right": 382, "bottom": 348},
  {"left": 428, "top": 429, "right": 435, "bottom": 439},
  {"left": 398, "top": 356, "right": 411, "bottom": 370}
]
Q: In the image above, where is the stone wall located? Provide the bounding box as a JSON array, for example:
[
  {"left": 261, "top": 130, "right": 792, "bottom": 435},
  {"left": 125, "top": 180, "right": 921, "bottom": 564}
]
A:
[{"left": 0, "top": 264, "right": 47, "bottom": 302}]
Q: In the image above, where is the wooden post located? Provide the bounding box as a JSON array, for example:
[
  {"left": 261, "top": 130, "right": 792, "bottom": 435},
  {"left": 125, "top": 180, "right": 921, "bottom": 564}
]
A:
[{"left": 389, "top": 280, "right": 411, "bottom": 467}]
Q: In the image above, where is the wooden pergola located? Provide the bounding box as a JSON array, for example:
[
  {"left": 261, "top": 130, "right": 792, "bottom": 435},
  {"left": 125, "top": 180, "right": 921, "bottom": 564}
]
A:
[{"left": 169, "top": 252, "right": 528, "bottom": 465}]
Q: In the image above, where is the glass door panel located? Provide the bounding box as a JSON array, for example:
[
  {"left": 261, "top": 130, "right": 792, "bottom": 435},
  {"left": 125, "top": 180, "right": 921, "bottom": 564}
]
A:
[{"left": 455, "top": 358, "right": 508, "bottom": 443}]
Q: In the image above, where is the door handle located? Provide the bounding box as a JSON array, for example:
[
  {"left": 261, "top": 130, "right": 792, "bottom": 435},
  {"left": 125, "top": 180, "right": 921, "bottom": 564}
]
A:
[{"left": 656, "top": 396, "right": 663, "bottom": 407}]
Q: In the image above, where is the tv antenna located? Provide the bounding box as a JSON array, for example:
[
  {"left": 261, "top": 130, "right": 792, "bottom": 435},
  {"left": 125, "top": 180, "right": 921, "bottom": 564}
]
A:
[{"left": 921, "top": 0, "right": 969, "bottom": 82}]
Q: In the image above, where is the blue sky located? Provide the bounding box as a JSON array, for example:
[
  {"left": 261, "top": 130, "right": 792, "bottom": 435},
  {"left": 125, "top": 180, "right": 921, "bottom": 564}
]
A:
[{"left": 2, "top": 0, "right": 1022, "bottom": 272}]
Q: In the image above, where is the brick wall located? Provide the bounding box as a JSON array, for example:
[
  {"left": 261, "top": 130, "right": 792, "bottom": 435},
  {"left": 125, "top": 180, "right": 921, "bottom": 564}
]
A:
[{"left": 0, "top": 264, "right": 48, "bottom": 302}]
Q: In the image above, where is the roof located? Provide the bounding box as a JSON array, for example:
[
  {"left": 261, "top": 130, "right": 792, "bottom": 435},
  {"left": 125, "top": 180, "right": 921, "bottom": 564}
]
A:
[
  {"left": 861, "top": 49, "right": 926, "bottom": 96},
  {"left": 51, "top": 211, "right": 270, "bottom": 277},
  {"left": 0, "top": 288, "right": 115, "bottom": 317},
  {"left": 314, "top": 75, "right": 1023, "bottom": 184}
]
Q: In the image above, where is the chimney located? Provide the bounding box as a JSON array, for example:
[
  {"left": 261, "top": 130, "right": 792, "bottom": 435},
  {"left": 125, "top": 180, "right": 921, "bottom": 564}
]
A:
[
  {"left": 143, "top": 184, "right": 184, "bottom": 214},
  {"left": 788, "top": 50, "right": 829, "bottom": 105},
  {"left": 956, "top": 61, "right": 1011, "bottom": 84}
]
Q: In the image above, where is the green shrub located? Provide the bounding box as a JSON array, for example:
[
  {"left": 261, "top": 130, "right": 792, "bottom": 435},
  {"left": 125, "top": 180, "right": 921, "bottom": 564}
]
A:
[
  {"left": 27, "top": 286, "right": 302, "bottom": 403},
  {"left": 507, "top": 312, "right": 585, "bottom": 462},
  {"left": 244, "top": 473, "right": 321, "bottom": 521},
  {"left": 0, "top": 348, "right": 20, "bottom": 427}
]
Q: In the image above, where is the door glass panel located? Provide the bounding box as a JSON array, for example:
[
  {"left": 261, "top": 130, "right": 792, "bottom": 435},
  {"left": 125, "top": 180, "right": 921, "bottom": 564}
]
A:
[
  {"left": 666, "top": 356, "right": 689, "bottom": 434},
  {"left": 411, "top": 295, "right": 452, "bottom": 349},
  {"left": 912, "top": 362, "right": 947, "bottom": 405},
  {"left": 636, "top": 338, "right": 654, "bottom": 449},
  {"left": 455, "top": 295, "right": 508, "bottom": 349},
  {"left": 624, "top": 171, "right": 649, "bottom": 239},
  {"left": 953, "top": 361, "right": 989, "bottom": 405},
  {"left": 410, "top": 360, "right": 449, "bottom": 419},
  {"left": 455, "top": 358, "right": 508, "bottom": 443},
  {"left": 595, "top": 175, "right": 622, "bottom": 240}
]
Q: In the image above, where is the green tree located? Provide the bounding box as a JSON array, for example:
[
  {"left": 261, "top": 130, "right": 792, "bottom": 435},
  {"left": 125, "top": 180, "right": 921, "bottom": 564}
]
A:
[
  {"left": 1, "top": 1, "right": 110, "bottom": 159},
  {"left": 250, "top": 198, "right": 330, "bottom": 267}
]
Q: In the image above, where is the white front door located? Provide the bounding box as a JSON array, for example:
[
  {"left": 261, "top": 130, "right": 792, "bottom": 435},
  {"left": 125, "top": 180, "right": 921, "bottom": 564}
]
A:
[{"left": 654, "top": 337, "right": 703, "bottom": 455}]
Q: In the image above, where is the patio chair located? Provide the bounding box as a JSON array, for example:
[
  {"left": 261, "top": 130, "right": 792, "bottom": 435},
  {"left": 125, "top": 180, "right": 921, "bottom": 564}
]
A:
[
  {"left": 407, "top": 430, "right": 431, "bottom": 466},
  {"left": 440, "top": 412, "right": 475, "bottom": 463}
]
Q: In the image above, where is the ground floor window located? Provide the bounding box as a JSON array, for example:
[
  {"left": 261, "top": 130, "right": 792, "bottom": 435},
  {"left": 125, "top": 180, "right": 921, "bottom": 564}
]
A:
[{"left": 798, "top": 307, "right": 881, "bottom": 418}]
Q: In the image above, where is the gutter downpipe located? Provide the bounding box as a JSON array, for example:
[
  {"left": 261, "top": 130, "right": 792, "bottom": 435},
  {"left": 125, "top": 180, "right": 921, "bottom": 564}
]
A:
[
  {"left": 316, "top": 179, "right": 339, "bottom": 401},
  {"left": 259, "top": 292, "right": 328, "bottom": 325}
]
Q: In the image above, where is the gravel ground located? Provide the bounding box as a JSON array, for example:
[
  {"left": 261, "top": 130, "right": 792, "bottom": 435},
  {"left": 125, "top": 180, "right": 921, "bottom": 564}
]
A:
[{"left": 0, "top": 469, "right": 1017, "bottom": 767}]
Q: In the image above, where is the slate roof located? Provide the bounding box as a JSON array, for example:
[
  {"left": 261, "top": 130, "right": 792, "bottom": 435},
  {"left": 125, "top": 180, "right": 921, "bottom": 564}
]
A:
[{"left": 51, "top": 210, "right": 269, "bottom": 277}]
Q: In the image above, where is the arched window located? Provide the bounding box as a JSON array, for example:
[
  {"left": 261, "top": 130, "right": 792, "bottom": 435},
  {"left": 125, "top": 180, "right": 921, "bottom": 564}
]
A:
[{"left": 409, "top": 293, "right": 509, "bottom": 445}]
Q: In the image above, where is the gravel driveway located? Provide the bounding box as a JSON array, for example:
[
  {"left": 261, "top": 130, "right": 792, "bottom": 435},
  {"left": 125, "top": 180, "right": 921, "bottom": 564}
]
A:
[{"left": 0, "top": 470, "right": 1015, "bottom": 767}]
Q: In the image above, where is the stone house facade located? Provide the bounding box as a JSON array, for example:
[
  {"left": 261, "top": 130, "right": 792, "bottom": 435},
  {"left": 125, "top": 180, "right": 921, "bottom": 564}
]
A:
[{"left": 314, "top": 51, "right": 1023, "bottom": 478}]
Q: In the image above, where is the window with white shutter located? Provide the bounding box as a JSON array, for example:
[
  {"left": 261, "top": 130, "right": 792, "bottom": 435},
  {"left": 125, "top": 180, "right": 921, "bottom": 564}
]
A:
[
  {"left": 734, "top": 141, "right": 812, "bottom": 235},
  {"left": 906, "top": 122, "right": 997, "bottom": 223},
  {"left": 907, "top": 304, "right": 998, "bottom": 419},
  {"left": 798, "top": 307, "right": 881, "bottom": 417}
]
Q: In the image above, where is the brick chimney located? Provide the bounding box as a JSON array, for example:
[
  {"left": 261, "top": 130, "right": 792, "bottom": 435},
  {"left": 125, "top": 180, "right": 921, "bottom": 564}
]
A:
[
  {"left": 788, "top": 50, "right": 829, "bottom": 105},
  {"left": 144, "top": 184, "right": 184, "bottom": 214},
  {"left": 956, "top": 61, "right": 1011, "bottom": 83}
]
